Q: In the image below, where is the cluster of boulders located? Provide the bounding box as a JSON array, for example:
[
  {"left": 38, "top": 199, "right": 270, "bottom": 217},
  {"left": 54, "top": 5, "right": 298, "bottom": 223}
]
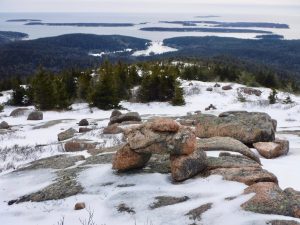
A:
[
  {"left": 112, "top": 117, "right": 207, "bottom": 181},
  {"left": 9, "top": 108, "right": 43, "bottom": 120}
]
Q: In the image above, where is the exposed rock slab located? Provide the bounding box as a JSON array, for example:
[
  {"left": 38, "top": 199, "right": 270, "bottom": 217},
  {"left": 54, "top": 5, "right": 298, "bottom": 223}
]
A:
[
  {"left": 58, "top": 128, "right": 77, "bottom": 141},
  {"left": 149, "top": 196, "right": 189, "bottom": 209},
  {"left": 197, "top": 137, "right": 261, "bottom": 164},
  {"left": 242, "top": 182, "right": 300, "bottom": 218},
  {"left": 185, "top": 203, "right": 213, "bottom": 221}
]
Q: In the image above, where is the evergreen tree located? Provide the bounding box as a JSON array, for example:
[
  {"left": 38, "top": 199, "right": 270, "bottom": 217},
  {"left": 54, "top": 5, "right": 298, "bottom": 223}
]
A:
[
  {"left": 31, "top": 69, "right": 56, "bottom": 110},
  {"left": 172, "top": 82, "right": 185, "bottom": 106},
  {"left": 53, "top": 77, "right": 70, "bottom": 109},
  {"left": 268, "top": 89, "right": 278, "bottom": 104},
  {"left": 11, "top": 85, "right": 27, "bottom": 106}
]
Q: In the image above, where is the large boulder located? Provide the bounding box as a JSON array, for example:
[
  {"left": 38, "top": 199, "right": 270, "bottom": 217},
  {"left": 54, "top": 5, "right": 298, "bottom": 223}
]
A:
[
  {"left": 197, "top": 137, "right": 261, "bottom": 164},
  {"left": 253, "top": 139, "right": 289, "bottom": 159},
  {"left": 242, "top": 182, "right": 300, "bottom": 218},
  {"left": 195, "top": 111, "right": 276, "bottom": 144},
  {"left": 112, "top": 144, "right": 151, "bottom": 171},
  {"left": 58, "top": 128, "right": 77, "bottom": 141},
  {"left": 103, "top": 124, "right": 123, "bottom": 135},
  {"left": 0, "top": 121, "right": 9, "bottom": 129},
  {"left": 170, "top": 149, "right": 207, "bottom": 182},
  {"left": 64, "top": 140, "right": 96, "bottom": 152},
  {"left": 109, "top": 112, "right": 141, "bottom": 125},
  {"left": 27, "top": 111, "right": 43, "bottom": 120},
  {"left": 149, "top": 118, "right": 180, "bottom": 133}
]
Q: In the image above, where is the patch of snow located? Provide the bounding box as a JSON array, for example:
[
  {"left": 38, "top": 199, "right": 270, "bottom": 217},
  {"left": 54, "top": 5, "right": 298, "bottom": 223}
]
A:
[
  {"left": 132, "top": 41, "right": 177, "bottom": 56},
  {"left": 89, "top": 48, "right": 132, "bottom": 57}
]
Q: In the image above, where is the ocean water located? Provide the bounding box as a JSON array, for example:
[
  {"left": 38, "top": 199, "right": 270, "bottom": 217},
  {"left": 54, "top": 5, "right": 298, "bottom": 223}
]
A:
[{"left": 0, "top": 5, "right": 300, "bottom": 41}]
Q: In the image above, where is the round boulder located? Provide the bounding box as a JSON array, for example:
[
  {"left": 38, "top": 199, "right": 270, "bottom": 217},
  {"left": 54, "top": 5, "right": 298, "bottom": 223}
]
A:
[
  {"left": 0, "top": 121, "right": 9, "bottom": 129},
  {"left": 27, "top": 111, "right": 43, "bottom": 120},
  {"left": 78, "top": 119, "right": 89, "bottom": 126}
]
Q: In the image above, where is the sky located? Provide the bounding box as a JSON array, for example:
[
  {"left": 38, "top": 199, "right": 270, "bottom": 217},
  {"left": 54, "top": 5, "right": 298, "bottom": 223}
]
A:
[{"left": 1, "top": 0, "right": 300, "bottom": 13}]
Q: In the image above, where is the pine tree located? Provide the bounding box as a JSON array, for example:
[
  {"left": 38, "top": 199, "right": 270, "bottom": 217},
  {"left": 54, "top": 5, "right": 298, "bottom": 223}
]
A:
[
  {"left": 268, "top": 89, "right": 278, "bottom": 104},
  {"left": 53, "top": 77, "right": 70, "bottom": 109},
  {"left": 172, "top": 82, "right": 185, "bottom": 106}
]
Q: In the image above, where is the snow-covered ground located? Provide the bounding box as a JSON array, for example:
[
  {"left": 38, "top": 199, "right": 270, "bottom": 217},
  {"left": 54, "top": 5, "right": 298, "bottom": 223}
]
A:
[
  {"left": 1, "top": 81, "right": 300, "bottom": 225},
  {"left": 132, "top": 41, "right": 177, "bottom": 56}
]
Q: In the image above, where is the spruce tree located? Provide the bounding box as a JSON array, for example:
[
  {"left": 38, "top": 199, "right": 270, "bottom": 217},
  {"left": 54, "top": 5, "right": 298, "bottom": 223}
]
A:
[
  {"left": 172, "top": 82, "right": 185, "bottom": 106},
  {"left": 268, "top": 89, "right": 278, "bottom": 104}
]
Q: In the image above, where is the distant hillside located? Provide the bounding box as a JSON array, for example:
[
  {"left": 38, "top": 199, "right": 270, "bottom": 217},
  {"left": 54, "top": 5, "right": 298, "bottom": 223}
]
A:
[
  {"left": 0, "top": 34, "right": 149, "bottom": 78},
  {"left": 0, "top": 31, "right": 28, "bottom": 45},
  {"left": 163, "top": 36, "right": 300, "bottom": 77}
]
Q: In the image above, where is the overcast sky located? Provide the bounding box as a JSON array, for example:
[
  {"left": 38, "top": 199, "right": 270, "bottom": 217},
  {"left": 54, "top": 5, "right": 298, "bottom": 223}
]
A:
[{"left": 1, "top": 0, "right": 299, "bottom": 13}]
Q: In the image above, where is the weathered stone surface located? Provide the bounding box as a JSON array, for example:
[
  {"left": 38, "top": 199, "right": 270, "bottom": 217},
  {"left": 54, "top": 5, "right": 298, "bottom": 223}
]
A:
[
  {"left": 197, "top": 137, "right": 261, "bottom": 164},
  {"left": 149, "top": 196, "right": 189, "bottom": 209},
  {"left": 74, "top": 202, "right": 86, "bottom": 210},
  {"left": 185, "top": 203, "right": 213, "bottom": 221},
  {"left": 27, "top": 111, "right": 43, "bottom": 120},
  {"left": 253, "top": 139, "right": 289, "bottom": 159},
  {"left": 110, "top": 112, "right": 141, "bottom": 125},
  {"left": 78, "top": 119, "right": 89, "bottom": 126},
  {"left": 209, "top": 167, "right": 278, "bottom": 185},
  {"left": 170, "top": 149, "right": 207, "bottom": 182},
  {"left": 58, "top": 128, "right": 77, "bottom": 141},
  {"left": 242, "top": 182, "right": 300, "bottom": 218},
  {"left": 19, "top": 155, "right": 85, "bottom": 171},
  {"left": 195, "top": 111, "right": 276, "bottom": 144},
  {"left": 207, "top": 153, "right": 260, "bottom": 170},
  {"left": 240, "top": 87, "right": 262, "bottom": 96},
  {"left": 149, "top": 118, "right": 180, "bottom": 133},
  {"left": 103, "top": 124, "right": 123, "bottom": 134},
  {"left": 64, "top": 140, "right": 96, "bottom": 152},
  {"left": 9, "top": 108, "right": 30, "bottom": 117},
  {"left": 0, "top": 121, "right": 9, "bottom": 129},
  {"left": 112, "top": 144, "right": 151, "bottom": 171},
  {"left": 222, "top": 85, "right": 232, "bottom": 90},
  {"left": 126, "top": 124, "right": 196, "bottom": 155}
]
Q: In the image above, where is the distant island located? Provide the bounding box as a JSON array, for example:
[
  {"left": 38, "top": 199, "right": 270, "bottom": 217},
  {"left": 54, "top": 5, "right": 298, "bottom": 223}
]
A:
[
  {"left": 160, "top": 21, "right": 289, "bottom": 29},
  {"left": 255, "top": 34, "right": 284, "bottom": 40},
  {"left": 6, "top": 19, "right": 42, "bottom": 22},
  {"left": 196, "top": 15, "right": 220, "bottom": 18},
  {"left": 24, "top": 22, "right": 135, "bottom": 27},
  {"left": 140, "top": 27, "right": 272, "bottom": 34}
]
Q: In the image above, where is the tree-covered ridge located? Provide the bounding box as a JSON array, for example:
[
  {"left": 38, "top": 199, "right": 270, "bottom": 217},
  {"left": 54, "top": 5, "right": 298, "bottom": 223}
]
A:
[
  {"left": 0, "top": 34, "right": 150, "bottom": 78},
  {"left": 2, "top": 60, "right": 298, "bottom": 111},
  {"left": 0, "top": 31, "right": 28, "bottom": 45}
]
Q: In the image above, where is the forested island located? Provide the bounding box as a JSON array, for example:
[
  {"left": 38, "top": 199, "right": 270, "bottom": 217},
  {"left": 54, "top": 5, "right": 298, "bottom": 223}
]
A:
[
  {"left": 24, "top": 22, "right": 135, "bottom": 27},
  {"left": 140, "top": 27, "right": 272, "bottom": 33}
]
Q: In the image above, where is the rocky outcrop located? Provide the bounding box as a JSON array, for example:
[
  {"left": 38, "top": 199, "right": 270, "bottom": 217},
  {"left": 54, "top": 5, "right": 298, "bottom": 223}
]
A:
[
  {"left": 113, "top": 118, "right": 206, "bottom": 181},
  {"left": 150, "top": 196, "right": 189, "bottom": 209},
  {"left": 242, "top": 182, "right": 300, "bottom": 218},
  {"left": 195, "top": 111, "right": 276, "bottom": 144},
  {"left": 78, "top": 119, "right": 89, "bottom": 126},
  {"left": 109, "top": 111, "right": 141, "bottom": 125},
  {"left": 208, "top": 167, "right": 278, "bottom": 185},
  {"left": 58, "top": 128, "right": 77, "bottom": 141},
  {"left": 253, "top": 139, "right": 289, "bottom": 159},
  {"left": 197, "top": 137, "right": 261, "bottom": 164},
  {"left": 0, "top": 121, "right": 9, "bottom": 129},
  {"left": 27, "top": 111, "right": 43, "bottom": 120}
]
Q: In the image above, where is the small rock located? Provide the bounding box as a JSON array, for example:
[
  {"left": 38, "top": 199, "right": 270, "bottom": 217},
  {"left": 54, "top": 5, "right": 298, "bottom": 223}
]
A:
[
  {"left": 214, "top": 83, "right": 221, "bottom": 87},
  {"left": 109, "top": 112, "right": 141, "bottom": 125},
  {"left": 0, "top": 121, "right": 9, "bottom": 129},
  {"left": 170, "top": 149, "right": 207, "bottom": 182},
  {"left": 206, "top": 87, "right": 213, "bottom": 91},
  {"left": 149, "top": 196, "right": 189, "bottom": 209},
  {"left": 222, "top": 85, "right": 232, "bottom": 90},
  {"left": 110, "top": 109, "right": 122, "bottom": 118},
  {"left": 185, "top": 203, "right": 213, "bottom": 221},
  {"left": 149, "top": 118, "right": 180, "bottom": 133},
  {"left": 78, "top": 119, "right": 89, "bottom": 126},
  {"left": 117, "top": 203, "right": 135, "bottom": 214},
  {"left": 58, "top": 128, "right": 77, "bottom": 141},
  {"left": 74, "top": 202, "right": 86, "bottom": 210},
  {"left": 79, "top": 127, "right": 93, "bottom": 133},
  {"left": 112, "top": 144, "right": 151, "bottom": 171},
  {"left": 253, "top": 139, "right": 289, "bottom": 159},
  {"left": 64, "top": 141, "right": 96, "bottom": 152},
  {"left": 27, "top": 111, "right": 43, "bottom": 120},
  {"left": 240, "top": 87, "right": 262, "bottom": 96},
  {"left": 103, "top": 124, "right": 123, "bottom": 134},
  {"left": 205, "top": 104, "right": 217, "bottom": 111}
]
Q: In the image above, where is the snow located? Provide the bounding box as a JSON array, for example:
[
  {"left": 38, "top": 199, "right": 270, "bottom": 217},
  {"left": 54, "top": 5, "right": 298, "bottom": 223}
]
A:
[
  {"left": 1, "top": 80, "right": 300, "bottom": 224},
  {"left": 132, "top": 41, "right": 177, "bottom": 56}
]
